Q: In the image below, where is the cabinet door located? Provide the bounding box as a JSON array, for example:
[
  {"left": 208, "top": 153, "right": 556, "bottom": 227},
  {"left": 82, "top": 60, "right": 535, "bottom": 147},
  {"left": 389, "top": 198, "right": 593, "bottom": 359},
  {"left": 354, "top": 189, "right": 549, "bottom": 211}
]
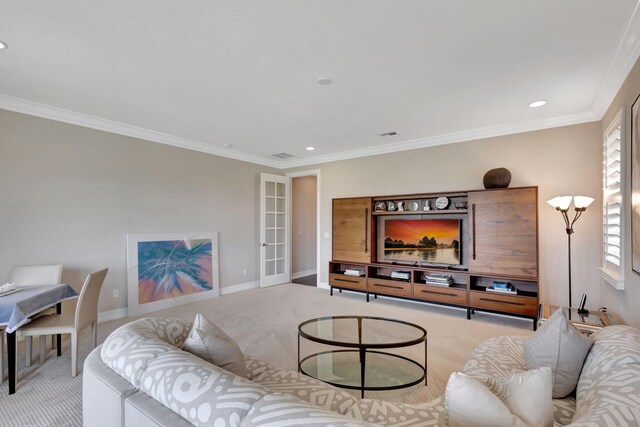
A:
[
  {"left": 332, "top": 198, "right": 372, "bottom": 263},
  {"left": 468, "top": 188, "right": 538, "bottom": 278}
]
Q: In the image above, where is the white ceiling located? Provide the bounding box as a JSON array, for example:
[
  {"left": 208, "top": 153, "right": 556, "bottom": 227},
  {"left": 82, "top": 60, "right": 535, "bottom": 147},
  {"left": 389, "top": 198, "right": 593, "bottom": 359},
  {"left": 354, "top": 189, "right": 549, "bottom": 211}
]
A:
[{"left": 1, "top": 1, "right": 639, "bottom": 168}]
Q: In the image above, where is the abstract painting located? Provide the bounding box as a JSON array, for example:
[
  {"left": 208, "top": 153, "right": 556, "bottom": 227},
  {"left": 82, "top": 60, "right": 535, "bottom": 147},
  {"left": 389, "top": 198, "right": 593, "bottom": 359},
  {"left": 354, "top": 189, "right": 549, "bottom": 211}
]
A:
[
  {"left": 127, "top": 232, "right": 219, "bottom": 316},
  {"left": 632, "top": 95, "right": 640, "bottom": 275}
]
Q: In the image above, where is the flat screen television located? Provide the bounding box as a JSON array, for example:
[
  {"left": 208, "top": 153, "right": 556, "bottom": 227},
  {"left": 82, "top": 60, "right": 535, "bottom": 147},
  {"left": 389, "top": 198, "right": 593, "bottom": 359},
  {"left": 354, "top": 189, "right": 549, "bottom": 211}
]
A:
[{"left": 379, "top": 218, "right": 461, "bottom": 266}]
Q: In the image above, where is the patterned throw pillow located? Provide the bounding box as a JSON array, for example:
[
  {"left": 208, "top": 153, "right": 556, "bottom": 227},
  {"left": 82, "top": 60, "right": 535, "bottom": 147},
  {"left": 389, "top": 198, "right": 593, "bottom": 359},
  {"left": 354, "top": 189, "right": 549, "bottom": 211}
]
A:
[
  {"left": 524, "top": 308, "right": 593, "bottom": 398},
  {"left": 182, "top": 313, "right": 248, "bottom": 378},
  {"left": 444, "top": 368, "right": 554, "bottom": 427}
]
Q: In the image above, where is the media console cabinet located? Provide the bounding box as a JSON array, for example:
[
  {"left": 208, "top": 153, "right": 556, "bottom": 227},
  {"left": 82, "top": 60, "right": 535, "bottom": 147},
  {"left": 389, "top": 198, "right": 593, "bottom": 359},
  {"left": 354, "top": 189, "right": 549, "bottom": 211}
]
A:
[{"left": 330, "top": 187, "right": 540, "bottom": 330}]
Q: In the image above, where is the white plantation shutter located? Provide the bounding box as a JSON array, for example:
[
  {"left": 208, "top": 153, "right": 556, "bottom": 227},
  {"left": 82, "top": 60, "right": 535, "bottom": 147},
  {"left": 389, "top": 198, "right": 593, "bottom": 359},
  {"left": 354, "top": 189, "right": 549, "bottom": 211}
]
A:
[{"left": 601, "top": 110, "right": 625, "bottom": 289}]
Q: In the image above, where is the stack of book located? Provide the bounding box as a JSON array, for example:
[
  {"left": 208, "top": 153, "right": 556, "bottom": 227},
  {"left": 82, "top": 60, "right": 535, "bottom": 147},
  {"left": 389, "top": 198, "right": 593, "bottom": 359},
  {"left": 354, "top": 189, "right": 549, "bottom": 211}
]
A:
[
  {"left": 391, "top": 271, "right": 411, "bottom": 280},
  {"left": 344, "top": 269, "right": 365, "bottom": 277},
  {"left": 425, "top": 274, "right": 454, "bottom": 287},
  {"left": 487, "top": 281, "right": 517, "bottom": 295}
]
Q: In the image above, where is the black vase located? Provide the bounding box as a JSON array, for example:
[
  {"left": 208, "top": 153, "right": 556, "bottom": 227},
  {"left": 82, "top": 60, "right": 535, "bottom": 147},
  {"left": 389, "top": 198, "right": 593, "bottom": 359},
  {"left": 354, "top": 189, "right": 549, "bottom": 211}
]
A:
[{"left": 483, "top": 168, "right": 512, "bottom": 189}]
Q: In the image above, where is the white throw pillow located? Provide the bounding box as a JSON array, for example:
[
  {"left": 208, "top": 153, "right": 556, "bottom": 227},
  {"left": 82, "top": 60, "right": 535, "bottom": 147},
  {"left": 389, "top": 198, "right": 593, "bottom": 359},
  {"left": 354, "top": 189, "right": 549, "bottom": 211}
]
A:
[
  {"left": 445, "top": 367, "right": 553, "bottom": 427},
  {"left": 524, "top": 308, "right": 593, "bottom": 398},
  {"left": 182, "top": 313, "right": 248, "bottom": 378}
]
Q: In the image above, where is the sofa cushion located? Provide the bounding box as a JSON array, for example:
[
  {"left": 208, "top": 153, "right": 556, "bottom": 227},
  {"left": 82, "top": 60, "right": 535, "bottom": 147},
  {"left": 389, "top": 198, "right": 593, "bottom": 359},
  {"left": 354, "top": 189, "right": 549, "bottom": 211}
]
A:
[
  {"left": 241, "top": 392, "right": 377, "bottom": 427},
  {"left": 576, "top": 325, "right": 640, "bottom": 404},
  {"left": 444, "top": 368, "right": 553, "bottom": 427},
  {"left": 139, "top": 349, "right": 270, "bottom": 426},
  {"left": 183, "top": 313, "right": 247, "bottom": 378},
  {"left": 553, "top": 396, "right": 576, "bottom": 426},
  {"left": 101, "top": 318, "right": 192, "bottom": 387},
  {"left": 571, "top": 364, "right": 640, "bottom": 426},
  {"left": 253, "top": 367, "right": 357, "bottom": 415},
  {"left": 463, "top": 335, "right": 527, "bottom": 379},
  {"left": 524, "top": 309, "right": 593, "bottom": 398},
  {"left": 345, "top": 397, "right": 445, "bottom": 426},
  {"left": 244, "top": 355, "right": 272, "bottom": 381}
]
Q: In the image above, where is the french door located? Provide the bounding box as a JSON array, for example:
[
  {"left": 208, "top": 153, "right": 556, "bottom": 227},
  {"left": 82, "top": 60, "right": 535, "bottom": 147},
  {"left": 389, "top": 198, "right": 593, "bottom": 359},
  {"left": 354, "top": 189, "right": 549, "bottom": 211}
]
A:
[{"left": 260, "top": 173, "right": 291, "bottom": 287}]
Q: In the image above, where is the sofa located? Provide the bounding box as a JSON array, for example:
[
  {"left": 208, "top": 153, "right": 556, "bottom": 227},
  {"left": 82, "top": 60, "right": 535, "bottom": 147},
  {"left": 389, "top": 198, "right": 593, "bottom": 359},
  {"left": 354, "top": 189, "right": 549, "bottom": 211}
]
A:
[
  {"left": 84, "top": 317, "right": 640, "bottom": 426},
  {"left": 461, "top": 325, "right": 640, "bottom": 426}
]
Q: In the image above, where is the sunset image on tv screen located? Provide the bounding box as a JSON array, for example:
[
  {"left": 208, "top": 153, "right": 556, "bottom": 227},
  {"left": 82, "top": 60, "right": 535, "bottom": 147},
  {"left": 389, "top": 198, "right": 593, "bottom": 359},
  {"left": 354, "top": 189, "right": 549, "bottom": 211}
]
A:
[{"left": 384, "top": 219, "right": 460, "bottom": 264}]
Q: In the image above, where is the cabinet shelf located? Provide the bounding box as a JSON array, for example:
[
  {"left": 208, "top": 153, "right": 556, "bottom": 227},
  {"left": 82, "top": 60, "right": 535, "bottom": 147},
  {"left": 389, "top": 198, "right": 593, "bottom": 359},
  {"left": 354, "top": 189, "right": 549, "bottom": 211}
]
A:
[
  {"left": 372, "top": 210, "right": 467, "bottom": 216},
  {"left": 330, "top": 187, "right": 540, "bottom": 330}
]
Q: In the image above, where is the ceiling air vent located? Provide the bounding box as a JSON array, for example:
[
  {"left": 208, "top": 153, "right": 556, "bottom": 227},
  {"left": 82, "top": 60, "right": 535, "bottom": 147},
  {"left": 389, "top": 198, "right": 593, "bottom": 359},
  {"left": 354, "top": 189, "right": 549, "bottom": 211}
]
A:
[{"left": 271, "top": 153, "right": 295, "bottom": 159}]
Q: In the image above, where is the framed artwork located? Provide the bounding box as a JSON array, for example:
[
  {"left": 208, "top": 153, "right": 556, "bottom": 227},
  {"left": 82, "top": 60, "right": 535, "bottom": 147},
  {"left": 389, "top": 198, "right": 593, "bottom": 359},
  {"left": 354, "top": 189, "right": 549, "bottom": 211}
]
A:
[
  {"left": 632, "top": 94, "right": 640, "bottom": 275},
  {"left": 127, "top": 232, "right": 220, "bottom": 316}
]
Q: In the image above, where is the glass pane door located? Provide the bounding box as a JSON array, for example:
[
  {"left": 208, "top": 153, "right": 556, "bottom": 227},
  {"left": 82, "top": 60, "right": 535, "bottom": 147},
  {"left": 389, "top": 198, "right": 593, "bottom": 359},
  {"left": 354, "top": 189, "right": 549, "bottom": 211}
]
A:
[{"left": 260, "top": 173, "right": 291, "bottom": 287}]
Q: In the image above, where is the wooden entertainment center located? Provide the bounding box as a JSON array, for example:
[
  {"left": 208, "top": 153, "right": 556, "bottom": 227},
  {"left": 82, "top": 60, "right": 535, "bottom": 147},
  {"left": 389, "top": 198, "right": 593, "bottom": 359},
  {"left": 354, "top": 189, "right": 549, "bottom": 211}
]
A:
[{"left": 329, "top": 187, "right": 539, "bottom": 330}]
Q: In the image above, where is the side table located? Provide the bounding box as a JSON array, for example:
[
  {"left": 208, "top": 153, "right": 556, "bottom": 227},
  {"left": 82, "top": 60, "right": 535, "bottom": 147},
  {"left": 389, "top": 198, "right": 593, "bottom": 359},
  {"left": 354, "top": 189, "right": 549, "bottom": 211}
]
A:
[{"left": 538, "top": 304, "right": 615, "bottom": 335}]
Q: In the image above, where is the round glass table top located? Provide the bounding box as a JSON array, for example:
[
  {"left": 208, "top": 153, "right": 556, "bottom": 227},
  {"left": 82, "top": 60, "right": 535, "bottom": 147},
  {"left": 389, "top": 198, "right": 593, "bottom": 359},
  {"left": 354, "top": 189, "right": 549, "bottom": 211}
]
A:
[{"left": 298, "top": 316, "right": 426, "bottom": 348}]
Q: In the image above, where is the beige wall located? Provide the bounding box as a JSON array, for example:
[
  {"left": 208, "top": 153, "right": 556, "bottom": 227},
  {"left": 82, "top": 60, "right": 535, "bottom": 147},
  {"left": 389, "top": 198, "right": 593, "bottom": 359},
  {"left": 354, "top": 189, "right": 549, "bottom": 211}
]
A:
[
  {"left": 292, "top": 176, "right": 317, "bottom": 275},
  {"left": 0, "top": 108, "right": 278, "bottom": 314},
  {"left": 599, "top": 56, "right": 640, "bottom": 327},
  {"left": 6, "top": 55, "right": 640, "bottom": 326},
  {"left": 288, "top": 122, "right": 604, "bottom": 314}
]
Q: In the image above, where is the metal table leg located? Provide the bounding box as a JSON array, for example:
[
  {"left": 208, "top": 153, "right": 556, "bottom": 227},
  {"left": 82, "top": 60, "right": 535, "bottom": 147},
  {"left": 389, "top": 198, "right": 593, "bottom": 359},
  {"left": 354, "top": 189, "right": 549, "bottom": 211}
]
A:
[
  {"left": 424, "top": 339, "right": 428, "bottom": 385},
  {"left": 8, "top": 331, "right": 16, "bottom": 394},
  {"left": 56, "top": 302, "right": 62, "bottom": 356},
  {"left": 359, "top": 348, "right": 366, "bottom": 398},
  {"left": 297, "top": 334, "right": 301, "bottom": 373}
]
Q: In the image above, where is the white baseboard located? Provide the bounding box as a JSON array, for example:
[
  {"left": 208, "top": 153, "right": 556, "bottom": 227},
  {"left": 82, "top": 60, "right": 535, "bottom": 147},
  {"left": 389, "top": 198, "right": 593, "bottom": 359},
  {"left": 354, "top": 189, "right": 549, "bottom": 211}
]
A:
[
  {"left": 97, "top": 280, "right": 261, "bottom": 323},
  {"left": 220, "top": 280, "right": 260, "bottom": 295},
  {"left": 317, "top": 281, "right": 330, "bottom": 289},
  {"left": 292, "top": 269, "right": 317, "bottom": 280},
  {"left": 98, "top": 308, "right": 128, "bottom": 323}
]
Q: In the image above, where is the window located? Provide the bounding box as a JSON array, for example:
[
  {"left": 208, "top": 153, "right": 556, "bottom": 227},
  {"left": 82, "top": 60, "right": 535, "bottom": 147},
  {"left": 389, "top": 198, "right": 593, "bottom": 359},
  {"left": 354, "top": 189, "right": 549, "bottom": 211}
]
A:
[{"left": 600, "top": 109, "right": 625, "bottom": 289}]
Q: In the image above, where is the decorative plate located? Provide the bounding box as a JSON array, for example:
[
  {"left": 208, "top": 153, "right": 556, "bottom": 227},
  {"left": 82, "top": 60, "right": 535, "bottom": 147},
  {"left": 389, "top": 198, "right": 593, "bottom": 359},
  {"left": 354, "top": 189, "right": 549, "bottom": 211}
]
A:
[
  {"left": 409, "top": 201, "right": 419, "bottom": 211},
  {"left": 435, "top": 196, "right": 449, "bottom": 210}
]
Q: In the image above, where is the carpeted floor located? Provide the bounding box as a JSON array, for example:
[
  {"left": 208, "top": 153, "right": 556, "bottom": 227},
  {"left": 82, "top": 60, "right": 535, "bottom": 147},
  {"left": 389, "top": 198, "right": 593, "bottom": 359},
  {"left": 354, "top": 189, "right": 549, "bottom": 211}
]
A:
[{"left": 0, "top": 283, "right": 532, "bottom": 426}]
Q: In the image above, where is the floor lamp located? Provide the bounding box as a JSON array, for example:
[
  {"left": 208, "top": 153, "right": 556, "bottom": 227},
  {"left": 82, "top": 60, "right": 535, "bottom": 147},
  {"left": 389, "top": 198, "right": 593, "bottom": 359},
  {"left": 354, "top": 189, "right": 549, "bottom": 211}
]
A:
[{"left": 547, "top": 195, "right": 594, "bottom": 308}]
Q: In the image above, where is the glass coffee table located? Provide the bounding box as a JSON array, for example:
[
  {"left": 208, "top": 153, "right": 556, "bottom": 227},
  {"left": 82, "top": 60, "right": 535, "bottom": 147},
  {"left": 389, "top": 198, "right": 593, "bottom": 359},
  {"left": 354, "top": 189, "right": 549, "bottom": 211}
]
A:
[{"left": 298, "top": 316, "right": 427, "bottom": 398}]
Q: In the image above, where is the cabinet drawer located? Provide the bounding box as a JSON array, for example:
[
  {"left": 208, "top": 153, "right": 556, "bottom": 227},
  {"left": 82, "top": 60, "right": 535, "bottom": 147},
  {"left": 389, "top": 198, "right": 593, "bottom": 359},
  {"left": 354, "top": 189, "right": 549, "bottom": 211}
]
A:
[
  {"left": 469, "top": 291, "right": 537, "bottom": 316},
  {"left": 329, "top": 273, "right": 366, "bottom": 291},
  {"left": 367, "top": 278, "right": 412, "bottom": 297},
  {"left": 413, "top": 284, "right": 467, "bottom": 306}
]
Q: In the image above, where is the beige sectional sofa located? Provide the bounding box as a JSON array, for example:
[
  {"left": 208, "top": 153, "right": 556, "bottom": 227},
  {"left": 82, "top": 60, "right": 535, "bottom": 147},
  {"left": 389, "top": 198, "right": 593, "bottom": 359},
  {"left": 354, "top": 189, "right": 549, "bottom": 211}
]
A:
[{"left": 83, "top": 317, "right": 640, "bottom": 426}]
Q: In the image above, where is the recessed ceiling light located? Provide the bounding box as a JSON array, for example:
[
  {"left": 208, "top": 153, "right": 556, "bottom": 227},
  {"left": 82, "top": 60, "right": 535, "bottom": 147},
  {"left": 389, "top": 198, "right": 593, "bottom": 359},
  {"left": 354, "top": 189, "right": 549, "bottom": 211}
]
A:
[
  {"left": 317, "top": 77, "right": 332, "bottom": 86},
  {"left": 380, "top": 131, "right": 398, "bottom": 137},
  {"left": 0, "top": 40, "right": 8, "bottom": 50},
  {"left": 528, "top": 100, "right": 546, "bottom": 108},
  {"left": 305, "top": 146, "right": 315, "bottom": 151}
]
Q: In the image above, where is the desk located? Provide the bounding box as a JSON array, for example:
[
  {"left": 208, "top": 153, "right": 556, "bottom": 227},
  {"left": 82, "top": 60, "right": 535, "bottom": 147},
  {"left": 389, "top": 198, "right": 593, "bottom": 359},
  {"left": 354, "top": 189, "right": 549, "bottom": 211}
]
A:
[
  {"left": 538, "top": 304, "right": 615, "bottom": 335},
  {"left": 0, "top": 284, "right": 78, "bottom": 394}
]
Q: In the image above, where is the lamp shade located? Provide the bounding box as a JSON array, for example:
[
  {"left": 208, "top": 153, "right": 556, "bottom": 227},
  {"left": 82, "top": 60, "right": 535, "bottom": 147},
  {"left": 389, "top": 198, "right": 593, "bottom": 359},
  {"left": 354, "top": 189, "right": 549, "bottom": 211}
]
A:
[
  {"left": 546, "top": 197, "right": 560, "bottom": 208},
  {"left": 573, "top": 196, "right": 594, "bottom": 209},
  {"left": 547, "top": 196, "right": 573, "bottom": 210}
]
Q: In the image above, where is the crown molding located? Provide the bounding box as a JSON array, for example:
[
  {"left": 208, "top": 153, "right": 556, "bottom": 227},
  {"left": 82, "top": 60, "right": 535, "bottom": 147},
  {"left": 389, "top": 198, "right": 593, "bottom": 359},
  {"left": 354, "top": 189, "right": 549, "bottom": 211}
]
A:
[
  {"left": 0, "top": 94, "right": 282, "bottom": 168},
  {"left": 590, "top": 0, "right": 640, "bottom": 118},
  {"left": 279, "top": 110, "right": 599, "bottom": 168},
  {"left": 0, "top": 93, "right": 599, "bottom": 170}
]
